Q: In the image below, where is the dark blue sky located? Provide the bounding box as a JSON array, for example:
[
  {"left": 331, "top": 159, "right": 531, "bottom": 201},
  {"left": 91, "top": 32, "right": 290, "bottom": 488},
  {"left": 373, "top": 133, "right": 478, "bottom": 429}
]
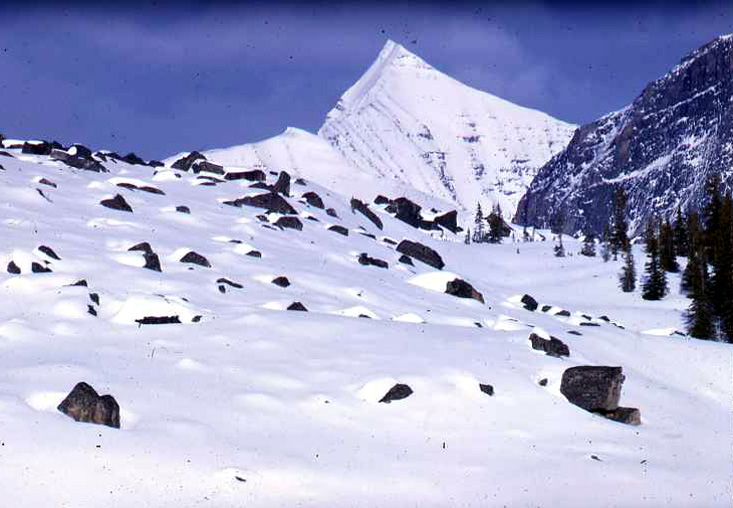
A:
[{"left": 0, "top": 2, "right": 730, "bottom": 160}]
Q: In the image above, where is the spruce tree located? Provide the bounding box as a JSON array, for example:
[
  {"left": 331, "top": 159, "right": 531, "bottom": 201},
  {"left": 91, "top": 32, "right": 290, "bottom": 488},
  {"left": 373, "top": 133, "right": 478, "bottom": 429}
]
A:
[
  {"left": 472, "top": 203, "right": 485, "bottom": 243},
  {"left": 619, "top": 249, "right": 636, "bottom": 292},
  {"left": 487, "top": 204, "right": 504, "bottom": 244},
  {"left": 611, "top": 186, "right": 629, "bottom": 260},
  {"left": 600, "top": 222, "right": 611, "bottom": 262},
  {"left": 659, "top": 218, "right": 679, "bottom": 272},
  {"left": 686, "top": 256, "right": 715, "bottom": 340},
  {"left": 673, "top": 208, "right": 688, "bottom": 256},
  {"left": 681, "top": 211, "right": 702, "bottom": 295},
  {"left": 464, "top": 228, "right": 471, "bottom": 245},
  {"left": 641, "top": 218, "right": 667, "bottom": 300},
  {"left": 552, "top": 210, "right": 565, "bottom": 257}
]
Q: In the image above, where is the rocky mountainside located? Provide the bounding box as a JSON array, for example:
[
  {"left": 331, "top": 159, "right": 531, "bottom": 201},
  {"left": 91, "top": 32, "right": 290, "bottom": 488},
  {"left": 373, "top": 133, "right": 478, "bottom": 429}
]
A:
[
  {"left": 517, "top": 34, "right": 733, "bottom": 235},
  {"left": 319, "top": 40, "right": 576, "bottom": 217}
]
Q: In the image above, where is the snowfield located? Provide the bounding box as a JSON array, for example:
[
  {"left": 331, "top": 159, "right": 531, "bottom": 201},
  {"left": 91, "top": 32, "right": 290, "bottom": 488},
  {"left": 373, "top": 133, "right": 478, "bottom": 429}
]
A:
[{"left": 0, "top": 149, "right": 731, "bottom": 507}]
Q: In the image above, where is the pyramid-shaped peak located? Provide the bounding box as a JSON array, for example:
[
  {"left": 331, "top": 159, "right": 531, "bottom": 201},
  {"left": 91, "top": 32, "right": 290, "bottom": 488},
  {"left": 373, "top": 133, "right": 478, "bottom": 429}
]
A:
[{"left": 376, "top": 40, "right": 434, "bottom": 71}]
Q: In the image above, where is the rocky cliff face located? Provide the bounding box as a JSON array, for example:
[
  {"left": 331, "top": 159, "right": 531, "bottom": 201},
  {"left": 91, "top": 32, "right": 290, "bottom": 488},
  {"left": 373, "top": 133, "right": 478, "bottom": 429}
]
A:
[{"left": 516, "top": 34, "right": 733, "bottom": 235}]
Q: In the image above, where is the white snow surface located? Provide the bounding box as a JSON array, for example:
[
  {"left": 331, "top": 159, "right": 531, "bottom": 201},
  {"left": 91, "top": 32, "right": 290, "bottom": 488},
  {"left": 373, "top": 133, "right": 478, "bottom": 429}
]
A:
[{"left": 0, "top": 150, "right": 730, "bottom": 507}]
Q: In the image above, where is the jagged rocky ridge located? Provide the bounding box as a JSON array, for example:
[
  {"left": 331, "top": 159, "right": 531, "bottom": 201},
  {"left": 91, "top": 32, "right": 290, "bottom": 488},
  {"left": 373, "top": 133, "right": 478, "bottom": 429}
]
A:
[{"left": 516, "top": 34, "right": 733, "bottom": 235}]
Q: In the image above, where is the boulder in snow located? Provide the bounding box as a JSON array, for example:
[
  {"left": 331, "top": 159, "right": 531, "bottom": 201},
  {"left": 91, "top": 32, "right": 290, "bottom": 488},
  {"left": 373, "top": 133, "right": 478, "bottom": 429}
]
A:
[
  {"left": 479, "top": 383, "right": 494, "bottom": 396},
  {"left": 529, "top": 333, "right": 570, "bottom": 357},
  {"left": 302, "top": 191, "right": 324, "bottom": 209},
  {"left": 224, "top": 192, "right": 297, "bottom": 215},
  {"left": 350, "top": 198, "right": 383, "bottom": 230},
  {"left": 57, "top": 382, "right": 120, "bottom": 429},
  {"left": 180, "top": 251, "right": 211, "bottom": 268},
  {"left": 171, "top": 151, "right": 206, "bottom": 171},
  {"left": 328, "top": 225, "right": 349, "bottom": 236},
  {"left": 396, "top": 240, "right": 444, "bottom": 270},
  {"left": 100, "top": 194, "right": 133, "bottom": 212},
  {"left": 287, "top": 301, "right": 308, "bottom": 311},
  {"left": 521, "top": 294, "right": 538, "bottom": 311},
  {"left": 271, "top": 171, "right": 291, "bottom": 196},
  {"left": 358, "top": 253, "right": 388, "bottom": 269},
  {"left": 379, "top": 383, "right": 413, "bottom": 403},
  {"left": 560, "top": 366, "right": 625, "bottom": 412},
  {"left": 272, "top": 276, "right": 290, "bottom": 288},
  {"left": 445, "top": 278, "right": 484, "bottom": 303},
  {"left": 274, "top": 216, "right": 303, "bottom": 231}
]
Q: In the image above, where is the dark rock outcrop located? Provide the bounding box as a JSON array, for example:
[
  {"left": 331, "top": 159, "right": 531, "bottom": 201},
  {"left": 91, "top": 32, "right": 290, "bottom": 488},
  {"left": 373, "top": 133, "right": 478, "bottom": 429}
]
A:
[
  {"left": 326, "top": 208, "right": 338, "bottom": 218},
  {"left": 274, "top": 216, "right": 303, "bottom": 231},
  {"left": 31, "top": 262, "right": 52, "bottom": 273},
  {"left": 396, "top": 240, "right": 444, "bottom": 269},
  {"left": 479, "top": 383, "right": 494, "bottom": 396},
  {"left": 358, "top": 253, "right": 388, "bottom": 269},
  {"left": 38, "top": 245, "right": 60, "bottom": 260},
  {"left": 22, "top": 141, "right": 52, "bottom": 155},
  {"left": 176, "top": 205, "right": 191, "bottom": 214},
  {"left": 135, "top": 316, "right": 181, "bottom": 325},
  {"left": 434, "top": 210, "right": 459, "bottom": 233},
  {"left": 287, "top": 301, "right": 308, "bottom": 311},
  {"left": 224, "top": 192, "right": 297, "bottom": 214},
  {"left": 272, "top": 276, "right": 290, "bottom": 288},
  {"left": 386, "top": 197, "right": 422, "bottom": 228},
  {"left": 445, "top": 278, "right": 484, "bottom": 303},
  {"left": 100, "top": 194, "right": 133, "bottom": 212},
  {"left": 398, "top": 254, "right": 414, "bottom": 266},
  {"left": 560, "top": 366, "right": 625, "bottom": 412},
  {"left": 7, "top": 261, "right": 21, "bottom": 274},
  {"left": 180, "top": 251, "right": 211, "bottom": 268},
  {"left": 520, "top": 294, "right": 538, "bottom": 311},
  {"left": 57, "top": 382, "right": 120, "bottom": 429},
  {"left": 350, "top": 198, "right": 383, "bottom": 230},
  {"left": 302, "top": 191, "right": 324, "bottom": 209},
  {"left": 328, "top": 225, "right": 349, "bottom": 236},
  {"left": 379, "top": 383, "right": 413, "bottom": 403},
  {"left": 599, "top": 406, "right": 641, "bottom": 426},
  {"left": 193, "top": 160, "right": 225, "bottom": 175},
  {"left": 224, "top": 169, "right": 266, "bottom": 182},
  {"left": 217, "top": 277, "right": 243, "bottom": 289},
  {"left": 528, "top": 333, "right": 570, "bottom": 357},
  {"left": 121, "top": 152, "right": 146, "bottom": 165},
  {"left": 272, "top": 171, "right": 291, "bottom": 195},
  {"left": 171, "top": 151, "right": 206, "bottom": 171}
]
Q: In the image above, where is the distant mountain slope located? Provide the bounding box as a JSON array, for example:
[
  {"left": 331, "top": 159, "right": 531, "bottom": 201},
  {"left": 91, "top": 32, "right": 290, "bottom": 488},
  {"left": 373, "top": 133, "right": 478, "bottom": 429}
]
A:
[
  {"left": 517, "top": 34, "right": 733, "bottom": 235},
  {"left": 318, "top": 40, "right": 576, "bottom": 216}
]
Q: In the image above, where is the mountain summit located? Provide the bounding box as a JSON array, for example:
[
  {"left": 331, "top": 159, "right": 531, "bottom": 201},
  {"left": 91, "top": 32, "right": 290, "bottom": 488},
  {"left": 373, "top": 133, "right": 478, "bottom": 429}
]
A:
[
  {"left": 517, "top": 34, "right": 733, "bottom": 235},
  {"left": 319, "top": 40, "right": 576, "bottom": 216}
]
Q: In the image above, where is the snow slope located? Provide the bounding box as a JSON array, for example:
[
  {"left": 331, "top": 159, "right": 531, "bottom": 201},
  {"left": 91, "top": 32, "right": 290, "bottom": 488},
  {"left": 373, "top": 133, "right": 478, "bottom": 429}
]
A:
[
  {"left": 0, "top": 147, "right": 731, "bottom": 507},
  {"left": 318, "top": 40, "right": 577, "bottom": 216},
  {"left": 170, "top": 126, "right": 456, "bottom": 215}
]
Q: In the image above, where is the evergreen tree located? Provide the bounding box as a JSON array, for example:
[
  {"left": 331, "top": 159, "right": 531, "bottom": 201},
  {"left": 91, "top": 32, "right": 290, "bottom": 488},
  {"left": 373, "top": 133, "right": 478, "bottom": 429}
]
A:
[
  {"left": 472, "top": 203, "right": 485, "bottom": 243},
  {"left": 487, "top": 204, "right": 504, "bottom": 244},
  {"left": 552, "top": 210, "right": 565, "bottom": 257},
  {"left": 681, "top": 211, "right": 702, "bottom": 295},
  {"left": 580, "top": 231, "right": 596, "bottom": 257},
  {"left": 659, "top": 218, "right": 679, "bottom": 272},
  {"left": 464, "top": 228, "right": 471, "bottom": 245},
  {"left": 611, "top": 186, "right": 629, "bottom": 259},
  {"left": 619, "top": 249, "right": 636, "bottom": 292},
  {"left": 673, "top": 207, "right": 688, "bottom": 256},
  {"left": 600, "top": 222, "right": 611, "bottom": 262},
  {"left": 641, "top": 218, "right": 667, "bottom": 300},
  {"left": 686, "top": 254, "right": 715, "bottom": 339},
  {"left": 702, "top": 174, "right": 722, "bottom": 254},
  {"left": 711, "top": 194, "right": 733, "bottom": 341}
]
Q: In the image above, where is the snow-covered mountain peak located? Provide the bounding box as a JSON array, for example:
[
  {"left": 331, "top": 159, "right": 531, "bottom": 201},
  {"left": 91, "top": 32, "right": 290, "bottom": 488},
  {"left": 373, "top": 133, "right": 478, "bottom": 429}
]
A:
[{"left": 319, "top": 40, "right": 576, "bottom": 216}]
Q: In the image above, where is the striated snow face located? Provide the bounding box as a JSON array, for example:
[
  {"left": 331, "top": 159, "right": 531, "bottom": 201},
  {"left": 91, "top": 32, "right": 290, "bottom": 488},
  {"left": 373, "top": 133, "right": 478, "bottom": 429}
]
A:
[{"left": 318, "top": 40, "right": 577, "bottom": 217}]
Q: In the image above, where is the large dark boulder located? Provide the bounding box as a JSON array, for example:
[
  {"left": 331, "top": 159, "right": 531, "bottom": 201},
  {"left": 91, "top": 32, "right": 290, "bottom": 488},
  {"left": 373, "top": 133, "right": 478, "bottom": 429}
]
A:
[
  {"left": 560, "top": 366, "right": 625, "bottom": 412},
  {"left": 434, "top": 210, "right": 459, "bottom": 233},
  {"left": 121, "top": 152, "right": 146, "bottom": 165},
  {"left": 521, "top": 294, "right": 539, "bottom": 311},
  {"left": 287, "top": 301, "right": 308, "bottom": 311},
  {"left": 38, "top": 245, "right": 60, "bottom": 260},
  {"left": 379, "top": 383, "right": 413, "bottom": 403},
  {"left": 302, "top": 191, "right": 324, "bottom": 209},
  {"left": 171, "top": 151, "right": 206, "bottom": 171},
  {"left": 224, "top": 192, "right": 297, "bottom": 215},
  {"left": 31, "top": 262, "right": 52, "bottom": 273},
  {"left": 528, "top": 333, "right": 570, "bottom": 357},
  {"left": 135, "top": 316, "right": 181, "bottom": 325},
  {"left": 479, "top": 383, "right": 494, "bottom": 396},
  {"left": 22, "top": 141, "right": 52, "bottom": 155},
  {"left": 7, "top": 261, "right": 21, "bottom": 274},
  {"left": 350, "top": 198, "right": 383, "bottom": 230},
  {"left": 358, "top": 253, "right": 388, "bottom": 269},
  {"left": 180, "top": 251, "right": 211, "bottom": 268},
  {"left": 328, "top": 225, "right": 349, "bottom": 236},
  {"left": 100, "top": 194, "right": 133, "bottom": 212},
  {"left": 271, "top": 171, "right": 291, "bottom": 196},
  {"left": 445, "top": 278, "right": 484, "bottom": 303},
  {"left": 396, "top": 240, "right": 444, "bottom": 270},
  {"left": 193, "top": 160, "right": 225, "bottom": 175},
  {"left": 224, "top": 169, "right": 266, "bottom": 182},
  {"left": 57, "top": 382, "right": 120, "bottom": 429},
  {"left": 272, "top": 276, "right": 290, "bottom": 288},
  {"left": 275, "top": 216, "right": 303, "bottom": 231},
  {"left": 51, "top": 149, "right": 106, "bottom": 172},
  {"left": 599, "top": 406, "right": 641, "bottom": 426},
  {"left": 386, "top": 197, "right": 422, "bottom": 228},
  {"left": 69, "top": 144, "right": 92, "bottom": 158}
]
